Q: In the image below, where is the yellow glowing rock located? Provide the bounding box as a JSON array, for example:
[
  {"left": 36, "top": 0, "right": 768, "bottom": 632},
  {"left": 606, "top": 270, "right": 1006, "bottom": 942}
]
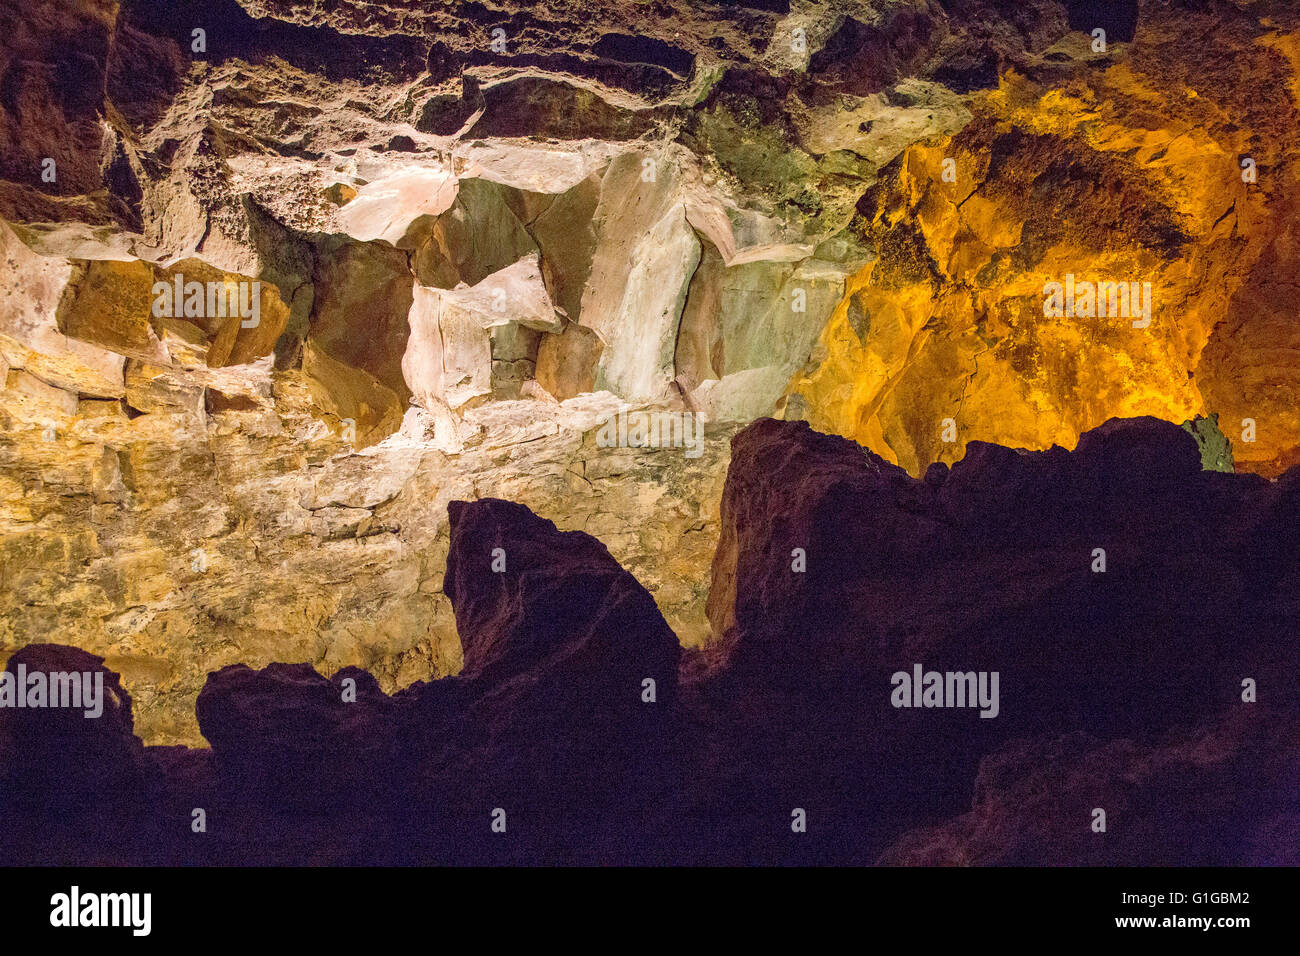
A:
[
  {"left": 788, "top": 31, "right": 1300, "bottom": 476},
  {"left": 58, "top": 257, "right": 290, "bottom": 371},
  {"left": 301, "top": 339, "right": 405, "bottom": 450}
]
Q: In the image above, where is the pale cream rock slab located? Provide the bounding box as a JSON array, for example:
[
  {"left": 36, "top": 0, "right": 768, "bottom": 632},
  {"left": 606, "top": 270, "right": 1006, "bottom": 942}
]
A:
[
  {"left": 591, "top": 203, "right": 701, "bottom": 403},
  {"left": 337, "top": 167, "right": 459, "bottom": 244},
  {"left": 0, "top": 221, "right": 126, "bottom": 398}
]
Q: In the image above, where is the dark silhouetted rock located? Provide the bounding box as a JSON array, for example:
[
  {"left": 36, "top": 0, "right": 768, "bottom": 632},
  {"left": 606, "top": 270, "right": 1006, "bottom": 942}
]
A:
[
  {"left": 687, "top": 416, "right": 1300, "bottom": 862},
  {"left": 0, "top": 644, "right": 144, "bottom": 810},
  {"left": 196, "top": 662, "right": 400, "bottom": 811},
  {"left": 707, "top": 417, "right": 1300, "bottom": 734},
  {"left": 879, "top": 705, "right": 1300, "bottom": 866},
  {"left": 439, "top": 498, "right": 680, "bottom": 826},
  {"left": 0, "top": 645, "right": 156, "bottom": 865},
  {"left": 2, "top": 418, "right": 1298, "bottom": 865}
]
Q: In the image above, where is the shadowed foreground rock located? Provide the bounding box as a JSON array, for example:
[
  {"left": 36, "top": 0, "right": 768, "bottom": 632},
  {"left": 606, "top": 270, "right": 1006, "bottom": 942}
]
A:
[
  {"left": 0, "top": 419, "right": 1297, "bottom": 864},
  {"left": 0, "top": 645, "right": 144, "bottom": 808},
  {"left": 707, "top": 415, "right": 1300, "bottom": 737},
  {"left": 438, "top": 498, "right": 680, "bottom": 809},
  {"left": 0, "top": 645, "right": 156, "bottom": 864},
  {"left": 685, "top": 415, "right": 1300, "bottom": 863},
  {"left": 141, "top": 497, "right": 680, "bottom": 862},
  {"left": 196, "top": 663, "right": 399, "bottom": 812},
  {"left": 878, "top": 707, "right": 1300, "bottom": 866}
]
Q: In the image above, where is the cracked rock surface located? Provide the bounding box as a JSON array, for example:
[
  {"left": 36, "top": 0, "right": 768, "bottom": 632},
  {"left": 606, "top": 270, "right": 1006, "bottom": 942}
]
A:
[{"left": 3, "top": 0, "right": 1300, "bottom": 745}]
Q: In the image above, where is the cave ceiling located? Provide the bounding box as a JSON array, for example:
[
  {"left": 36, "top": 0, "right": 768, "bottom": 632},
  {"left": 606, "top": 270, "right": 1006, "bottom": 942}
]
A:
[{"left": 2, "top": 0, "right": 1298, "bottom": 743}]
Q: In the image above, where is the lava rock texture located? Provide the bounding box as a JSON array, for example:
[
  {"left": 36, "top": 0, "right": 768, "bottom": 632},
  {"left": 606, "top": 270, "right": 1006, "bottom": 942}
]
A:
[{"left": 1, "top": 416, "right": 1296, "bottom": 865}]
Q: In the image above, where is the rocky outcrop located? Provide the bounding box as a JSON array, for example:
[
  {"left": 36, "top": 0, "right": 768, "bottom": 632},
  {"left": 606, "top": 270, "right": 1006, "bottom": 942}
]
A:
[
  {"left": 879, "top": 707, "right": 1300, "bottom": 866},
  {"left": 445, "top": 498, "right": 679, "bottom": 694},
  {"left": 196, "top": 662, "right": 400, "bottom": 811},
  {"left": 0, "top": 644, "right": 145, "bottom": 809},
  {"left": 434, "top": 498, "right": 680, "bottom": 830},
  {"left": 684, "top": 415, "right": 1300, "bottom": 862},
  {"left": 707, "top": 416, "right": 1299, "bottom": 735},
  {"left": 0, "top": 495, "right": 685, "bottom": 863},
  {"left": 2, "top": 0, "right": 1300, "bottom": 867},
  {"left": 0, "top": 645, "right": 159, "bottom": 864},
  {"left": 3, "top": 417, "right": 1294, "bottom": 865},
  {"left": 788, "top": 0, "right": 1300, "bottom": 476}
]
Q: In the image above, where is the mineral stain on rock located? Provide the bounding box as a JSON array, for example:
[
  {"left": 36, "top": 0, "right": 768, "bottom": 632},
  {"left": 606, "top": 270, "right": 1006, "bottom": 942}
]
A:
[{"left": 0, "top": 0, "right": 1299, "bottom": 865}]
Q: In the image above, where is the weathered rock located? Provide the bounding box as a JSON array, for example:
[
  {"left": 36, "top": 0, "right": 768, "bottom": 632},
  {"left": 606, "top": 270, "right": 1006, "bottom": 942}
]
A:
[
  {"left": 1, "top": 0, "right": 1300, "bottom": 870},
  {"left": 196, "top": 662, "right": 399, "bottom": 811},
  {"left": 308, "top": 239, "right": 414, "bottom": 402},
  {"left": 301, "top": 339, "right": 404, "bottom": 448},
  {"left": 56, "top": 257, "right": 291, "bottom": 370},
  {"left": 675, "top": 241, "right": 849, "bottom": 419},
  {"left": 582, "top": 153, "right": 701, "bottom": 404},
  {"left": 788, "top": 2, "right": 1300, "bottom": 476},
  {"left": 535, "top": 321, "right": 603, "bottom": 401},
  {"left": 0, "top": 220, "right": 125, "bottom": 397},
  {"left": 2, "top": 367, "right": 79, "bottom": 422},
  {"left": 684, "top": 415, "right": 1300, "bottom": 861},
  {"left": 880, "top": 707, "right": 1300, "bottom": 866},
  {"left": 708, "top": 416, "right": 1299, "bottom": 732},
  {"left": 0, "top": 644, "right": 144, "bottom": 810},
  {"left": 409, "top": 178, "right": 538, "bottom": 290},
  {"left": 335, "top": 168, "right": 459, "bottom": 245}
]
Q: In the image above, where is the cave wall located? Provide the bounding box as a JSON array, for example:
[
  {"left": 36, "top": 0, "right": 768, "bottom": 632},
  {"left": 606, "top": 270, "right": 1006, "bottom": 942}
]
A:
[{"left": 1, "top": 0, "right": 1299, "bottom": 744}]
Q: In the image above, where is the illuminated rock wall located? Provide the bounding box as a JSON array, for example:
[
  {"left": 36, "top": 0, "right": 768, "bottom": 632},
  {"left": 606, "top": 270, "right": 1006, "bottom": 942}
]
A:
[
  {"left": 788, "top": 6, "right": 1300, "bottom": 476},
  {"left": 2, "top": 0, "right": 1299, "bottom": 746}
]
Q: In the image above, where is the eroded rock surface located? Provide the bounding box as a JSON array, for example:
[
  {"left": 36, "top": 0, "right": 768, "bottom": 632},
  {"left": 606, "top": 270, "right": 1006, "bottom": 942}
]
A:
[
  {"left": 2, "top": 0, "right": 1300, "bottom": 807},
  {"left": 0, "top": 386, "right": 735, "bottom": 744},
  {"left": 1, "top": 418, "right": 1295, "bottom": 865},
  {"left": 682, "top": 415, "right": 1300, "bottom": 863},
  {"left": 788, "top": 1, "right": 1300, "bottom": 476}
]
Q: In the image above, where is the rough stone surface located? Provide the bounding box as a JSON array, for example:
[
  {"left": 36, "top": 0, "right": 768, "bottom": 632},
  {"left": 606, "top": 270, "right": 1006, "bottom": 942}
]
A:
[
  {"left": 787, "top": 2, "right": 1300, "bottom": 476},
  {"left": 2, "top": 418, "right": 1297, "bottom": 864},
  {"left": 878, "top": 708, "right": 1300, "bottom": 866},
  {"left": 0, "top": 378, "right": 735, "bottom": 744},
  {"left": 2, "top": 1, "right": 1300, "bottom": 866}
]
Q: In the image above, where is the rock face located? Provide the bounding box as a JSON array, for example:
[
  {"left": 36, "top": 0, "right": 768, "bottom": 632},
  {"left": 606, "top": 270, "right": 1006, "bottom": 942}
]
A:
[
  {"left": 0, "top": 386, "right": 736, "bottom": 745},
  {"left": 0, "top": 644, "right": 144, "bottom": 810},
  {"left": 707, "top": 415, "right": 1300, "bottom": 736},
  {"left": 438, "top": 498, "right": 680, "bottom": 830},
  {"left": 787, "top": 1, "right": 1300, "bottom": 476},
  {"left": 4, "top": 0, "right": 1300, "bottom": 749},
  {"left": 1, "top": 418, "right": 1297, "bottom": 865},
  {"left": 1, "top": 0, "right": 1300, "bottom": 867},
  {"left": 879, "top": 708, "right": 1300, "bottom": 866},
  {"left": 689, "top": 415, "right": 1300, "bottom": 863}
]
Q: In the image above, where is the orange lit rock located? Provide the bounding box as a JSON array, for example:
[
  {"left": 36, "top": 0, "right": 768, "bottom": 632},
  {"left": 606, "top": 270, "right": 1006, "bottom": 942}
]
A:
[
  {"left": 787, "top": 7, "right": 1300, "bottom": 476},
  {"left": 3, "top": 0, "right": 1300, "bottom": 754}
]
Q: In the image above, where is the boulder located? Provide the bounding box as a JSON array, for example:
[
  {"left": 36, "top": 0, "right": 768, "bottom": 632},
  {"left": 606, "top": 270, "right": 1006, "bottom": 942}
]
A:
[
  {"left": 196, "top": 662, "right": 400, "bottom": 811},
  {"left": 0, "top": 644, "right": 144, "bottom": 811},
  {"left": 441, "top": 497, "right": 681, "bottom": 814}
]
